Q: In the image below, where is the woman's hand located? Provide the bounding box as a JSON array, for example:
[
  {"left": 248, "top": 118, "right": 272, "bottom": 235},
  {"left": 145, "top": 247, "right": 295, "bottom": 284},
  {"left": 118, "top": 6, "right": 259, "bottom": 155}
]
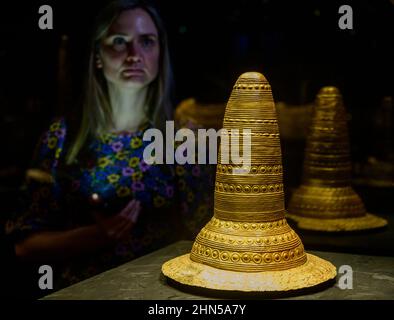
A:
[
  {"left": 94, "top": 199, "right": 141, "bottom": 242},
  {"left": 14, "top": 198, "right": 141, "bottom": 262}
]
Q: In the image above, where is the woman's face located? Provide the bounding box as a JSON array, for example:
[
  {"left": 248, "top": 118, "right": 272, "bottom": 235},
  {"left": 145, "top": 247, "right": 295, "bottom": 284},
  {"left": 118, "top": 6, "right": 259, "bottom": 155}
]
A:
[{"left": 99, "top": 8, "right": 160, "bottom": 89}]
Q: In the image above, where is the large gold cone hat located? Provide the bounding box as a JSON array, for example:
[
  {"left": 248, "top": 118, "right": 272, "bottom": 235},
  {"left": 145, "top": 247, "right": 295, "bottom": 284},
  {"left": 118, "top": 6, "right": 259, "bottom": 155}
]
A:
[
  {"left": 287, "top": 87, "right": 388, "bottom": 232},
  {"left": 162, "top": 72, "right": 336, "bottom": 293}
]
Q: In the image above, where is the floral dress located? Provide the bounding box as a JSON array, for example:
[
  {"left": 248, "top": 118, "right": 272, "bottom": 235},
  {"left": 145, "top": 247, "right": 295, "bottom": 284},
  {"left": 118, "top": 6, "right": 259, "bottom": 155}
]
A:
[{"left": 6, "top": 117, "right": 214, "bottom": 289}]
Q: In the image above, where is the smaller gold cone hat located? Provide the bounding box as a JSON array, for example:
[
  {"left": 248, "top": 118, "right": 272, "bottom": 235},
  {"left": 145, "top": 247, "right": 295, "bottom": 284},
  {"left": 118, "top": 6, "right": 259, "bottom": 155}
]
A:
[
  {"left": 287, "top": 87, "right": 388, "bottom": 232},
  {"left": 162, "top": 72, "right": 336, "bottom": 293}
]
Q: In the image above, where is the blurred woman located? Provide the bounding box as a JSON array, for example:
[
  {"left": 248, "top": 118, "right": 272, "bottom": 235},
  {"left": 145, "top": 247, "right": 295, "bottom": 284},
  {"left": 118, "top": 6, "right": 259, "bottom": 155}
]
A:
[{"left": 6, "top": 0, "right": 212, "bottom": 291}]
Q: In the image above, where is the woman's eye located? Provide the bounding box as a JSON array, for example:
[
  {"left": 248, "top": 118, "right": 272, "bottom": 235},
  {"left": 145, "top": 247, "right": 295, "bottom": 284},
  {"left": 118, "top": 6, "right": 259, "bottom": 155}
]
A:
[
  {"left": 140, "top": 36, "right": 156, "bottom": 49},
  {"left": 112, "top": 37, "right": 127, "bottom": 51}
]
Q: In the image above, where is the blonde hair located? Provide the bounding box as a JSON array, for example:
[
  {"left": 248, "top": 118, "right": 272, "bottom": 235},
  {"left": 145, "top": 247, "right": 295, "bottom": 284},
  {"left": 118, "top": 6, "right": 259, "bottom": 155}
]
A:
[{"left": 66, "top": 0, "right": 173, "bottom": 164}]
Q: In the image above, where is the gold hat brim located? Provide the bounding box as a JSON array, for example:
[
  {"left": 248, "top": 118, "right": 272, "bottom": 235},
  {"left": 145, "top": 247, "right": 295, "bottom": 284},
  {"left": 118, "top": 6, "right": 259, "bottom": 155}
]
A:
[
  {"left": 162, "top": 253, "right": 336, "bottom": 292},
  {"left": 287, "top": 213, "right": 388, "bottom": 232}
]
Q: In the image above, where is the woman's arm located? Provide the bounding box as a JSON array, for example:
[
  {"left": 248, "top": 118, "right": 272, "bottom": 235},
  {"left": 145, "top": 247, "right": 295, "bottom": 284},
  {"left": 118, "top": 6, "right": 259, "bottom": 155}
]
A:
[
  {"left": 15, "top": 224, "right": 109, "bottom": 263},
  {"left": 15, "top": 199, "right": 141, "bottom": 263}
]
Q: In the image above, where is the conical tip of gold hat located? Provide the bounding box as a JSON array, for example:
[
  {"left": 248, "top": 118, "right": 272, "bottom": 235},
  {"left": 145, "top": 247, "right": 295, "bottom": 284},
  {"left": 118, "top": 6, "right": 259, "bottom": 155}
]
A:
[
  {"left": 237, "top": 71, "right": 267, "bottom": 82},
  {"left": 318, "top": 86, "right": 341, "bottom": 96},
  {"left": 231, "top": 71, "right": 272, "bottom": 92}
]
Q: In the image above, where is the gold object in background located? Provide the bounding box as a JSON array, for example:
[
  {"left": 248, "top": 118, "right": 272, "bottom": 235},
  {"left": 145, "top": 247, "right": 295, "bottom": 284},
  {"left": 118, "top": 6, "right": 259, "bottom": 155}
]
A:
[
  {"left": 25, "top": 168, "right": 54, "bottom": 184},
  {"left": 162, "top": 72, "right": 336, "bottom": 293},
  {"left": 287, "top": 87, "right": 388, "bottom": 231},
  {"left": 175, "top": 98, "right": 225, "bottom": 130}
]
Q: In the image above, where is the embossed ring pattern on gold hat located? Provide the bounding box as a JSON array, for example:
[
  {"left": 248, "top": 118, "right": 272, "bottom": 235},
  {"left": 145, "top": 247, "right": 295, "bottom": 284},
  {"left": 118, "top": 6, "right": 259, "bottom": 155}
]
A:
[
  {"left": 287, "top": 87, "right": 388, "bottom": 232},
  {"left": 162, "top": 72, "right": 336, "bottom": 293}
]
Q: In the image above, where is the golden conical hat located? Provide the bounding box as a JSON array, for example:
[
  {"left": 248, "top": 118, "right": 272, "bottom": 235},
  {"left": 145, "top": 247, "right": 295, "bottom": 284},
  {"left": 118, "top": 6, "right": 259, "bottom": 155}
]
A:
[
  {"left": 287, "top": 87, "right": 387, "bottom": 231},
  {"left": 162, "top": 72, "right": 336, "bottom": 293}
]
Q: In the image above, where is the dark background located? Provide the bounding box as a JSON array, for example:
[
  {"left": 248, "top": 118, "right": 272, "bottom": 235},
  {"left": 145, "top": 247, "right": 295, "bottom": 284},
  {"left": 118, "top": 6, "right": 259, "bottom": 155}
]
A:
[
  {"left": 0, "top": 1, "right": 392, "bottom": 213},
  {"left": 0, "top": 0, "right": 393, "bottom": 298},
  {"left": 0, "top": 0, "right": 393, "bottom": 184}
]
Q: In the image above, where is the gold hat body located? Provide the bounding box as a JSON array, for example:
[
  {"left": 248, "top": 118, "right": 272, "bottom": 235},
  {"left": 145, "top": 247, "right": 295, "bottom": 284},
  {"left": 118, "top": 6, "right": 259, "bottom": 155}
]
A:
[
  {"left": 288, "top": 87, "right": 387, "bottom": 231},
  {"left": 162, "top": 72, "right": 336, "bottom": 293}
]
